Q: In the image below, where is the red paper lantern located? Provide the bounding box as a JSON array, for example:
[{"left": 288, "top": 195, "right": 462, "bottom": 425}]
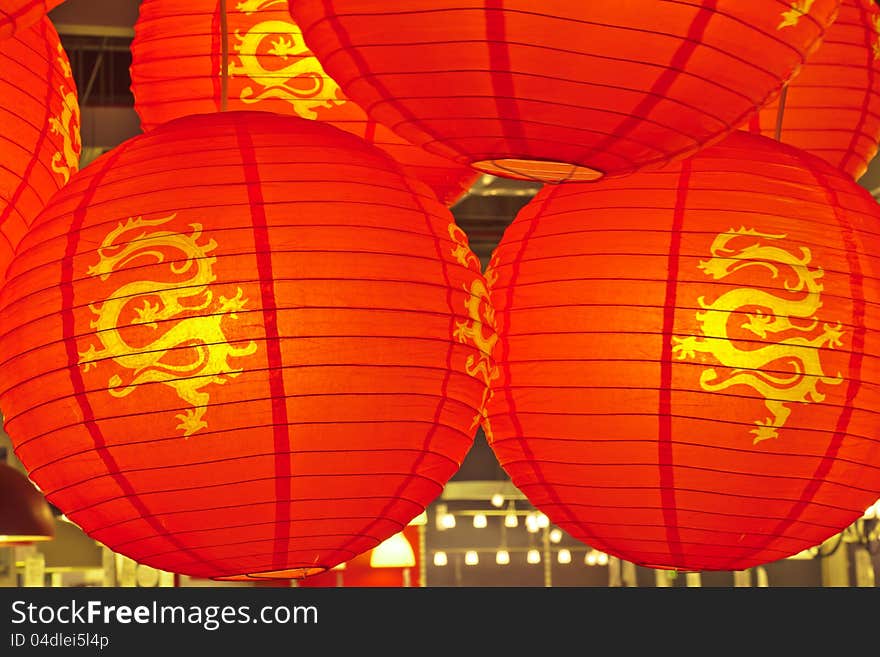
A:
[
  {"left": 129, "top": 0, "right": 478, "bottom": 206},
  {"left": 0, "top": 110, "right": 494, "bottom": 580},
  {"left": 746, "top": 0, "right": 880, "bottom": 180},
  {"left": 0, "top": 17, "right": 80, "bottom": 280},
  {"left": 291, "top": 0, "right": 841, "bottom": 183},
  {"left": 0, "top": 0, "right": 63, "bottom": 40},
  {"left": 485, "top": 131, "right": 880, "bottom": 572}
]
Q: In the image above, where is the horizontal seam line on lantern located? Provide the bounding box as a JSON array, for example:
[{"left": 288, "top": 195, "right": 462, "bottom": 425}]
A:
[
  {"left": 496, "top": 356, "right": 877, "bottom": 385},
  {"left": 512, "top": 481, "right": 865, "bottom": 512},
  {"left": 17, "top": 409, "right": 480, "bottom": 467},
  {"left": 0, "top": 301, "right": 489, "bottom": 366},
  {"left": 2, "top": 367, "right": 485, "bottom": 431},
  {"left": 55, "top": 474, "right": 446, "bottom": 522},
  {"left": 29, "top": 440, "right": 471, "bottom": 484},
  {"left": 492, "top": 434, "right": 880, "bottom": 458},
  {"left": 494, "top": 203, "right": 880, "bottom": 242},
  {"left": 490, "top": 402, "right": 878, "bottom": 438},
  {"left": 116, "top": 529, "right": 402, "bottom": 564},
  {"left": 346, "top": 65, "right": 747, "bottom": 131},
  {"left": 75, "top": 495, "right": 423, "bottom": 536},
  {"left": 532, "top": 531, "right": 811, "bottom": 557},
  {"left": 9, "top": 400, "right": 480, "bottom": 453},
  {"left": 491, "top": 386, "right": 880, "bottom": 419},
  {"left": 499, "top": 298, "right": 880, "bottom": 325},
  {"left": 549, "top": 515, "right": 843, "bottom": 539},
  {"left": 489, "top": 411, "right": 880, "bottom": 445},
  {"left": 1, "top": 266, "right": 482, "bottom": 319},
  {"left": 495, "top": 501, "right": 854, "bottom": 530},
  {"left": 0, "top": 334, "right": 493, "bottom": 393},
  {"left": 499, "top": 335, "right": 878, "bottom": 367},
  {"left": 500, "top": 456, "right": 880, "bottom": 486},
  {"left": 307, "top": 6, "right": 806, "bottom": 87},
  {"left": 10, "top": 204, "right": 463, "bottom": 268},
  {"left": 490, "top": 276, "right": 880, "bottom": 310},
  {"left": 490, "top": 222, "right": 880, "bottom": 256},
  {"left": 41, "top": 451, "right": 461, "bottom": 504}
]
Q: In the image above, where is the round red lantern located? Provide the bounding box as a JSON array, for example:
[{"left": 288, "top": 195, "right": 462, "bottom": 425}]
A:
[
  {"left": 745, "top": 0, "right": 880, "bottom": 180},
  {"left": 291, "top": 0, "right": 841, "bottom": 184},
  {"left": 0, "top": 0, "right": 63, "bottom": 40},
  {"left": 0, "top": 110, "right": 494, "bottom": 580},
  {"left": 0, "top": 16, "right": 80, "bottom": 281},
  {"left": 129, "top": 0, "right": 478, "bottom": 206},
  {"left": 485, "top": 131, "right": 880, "bottom": 572}
]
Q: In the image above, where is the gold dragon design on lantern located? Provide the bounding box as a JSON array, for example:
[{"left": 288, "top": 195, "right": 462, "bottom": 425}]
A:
[
  {"left": 227, "top": 0, "right": 344, "bottom": 117},
  {"left": 449, "top": 223, "right": 499, "bottom": 440},
  {"left": 672, "top": 227, "right": 844, "bottom": 444},
  {"left": 78, "top": 214, "right": 259, "bottom": 437}
]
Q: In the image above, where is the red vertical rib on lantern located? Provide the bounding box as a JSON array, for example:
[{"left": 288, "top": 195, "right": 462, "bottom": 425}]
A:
[{"left": 486, "top": 131, "right": 880, "bottom": 572}]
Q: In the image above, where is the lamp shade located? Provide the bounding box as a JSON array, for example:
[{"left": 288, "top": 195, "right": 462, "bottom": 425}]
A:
[
  {"left": 746, "top": 0, "right": 880, "bottom": 180},
  {"left": 0, "top": 460, "right": 55, "bottom": 544},
  {"left": 0, "top": 0, "right": 63, "bottom": 40},
  {"left": 129, "top": 0, "right": 478, "bottom": 206},
  {"left": 0, "top": 17, "right": 80, "bottom": 281},
  {"left": 369, "top": 532, "right": 416, "bottom": 568},
  {"left": 291, "top": 0, "right": 840, "bottom": 183},
  {"left": 0, "top": 110, "right": 494, "bottom": 580},
  {"left": 485, "top": 131, "right": 880, "bottom": 572}
]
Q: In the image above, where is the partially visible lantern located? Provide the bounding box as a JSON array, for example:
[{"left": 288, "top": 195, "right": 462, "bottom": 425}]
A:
[
  {"left": 0, "top": 111, "right": 494, "bottom": 580},
  {"left": 0, "top": 0, "right": 63, "bottom": 40},
  {"left": 0, "top": 17, "right": 80, "bottom": 280},
  {"left": 746, "top": 0, "right": 880, "bottom": 180},
  {"left": 291, "top": 0, "right": 841, "bottom": 183},
  {"left": 485, "top": 131, "right": 880, "bottom": 572},
  {"left": 129, "top": 0, "right": 478, "bottom": 206}
]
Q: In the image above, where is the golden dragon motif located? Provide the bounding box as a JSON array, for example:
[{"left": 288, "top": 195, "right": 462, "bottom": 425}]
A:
[
  {"left": 227, "top": 0, "right": 344, "bottom": 117},
  {"left": 671, "top": 227, "right": 844, "bottom": 444},
  {"left": 78, "top": 214, "right": 258, "bottom": 437},
  {"left": 49, "top": 43, "right": 81, "bottom": 185},
  {"left": 449, "top": 224, "right": 499, "bottom": 440},
  {"left": 778, "top": 0, "right": 816, "bottom": 29}
]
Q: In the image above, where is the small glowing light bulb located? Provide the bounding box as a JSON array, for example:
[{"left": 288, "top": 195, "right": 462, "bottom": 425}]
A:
[
  {"left": 465, "top": 550, "right": 479, "bottom": 566},
  {"left": 473, "top": 513, "right": 487, "bottom": 529},
  {"left": 585, "top": 550, "right": 598, "bottom": 566},
  {"left": 433, "top": 551, "right": 448, "bottom": 567},
  {"left": 525, "top": 513, "right": 539, "bottom": 533},
  {"left": 491, "top": 493, "right": 504, "bottom": 508},
  {"left": 557, "top": 549, "right": 572, "bottom": 564},
  {"left": 549, "top": 528, "right": 563, "bottom": 543},
  {"left": 496, "top": 550, "right": 510, "bottom": 565},
  {"left": 504, "top": 513, "right": 518, "bottom": 528},
  {"left": 597, "top": 552, "right": 609, "bottom": 566},
  {"left": 527, "top": 549, "right": 541, "bottom": 564},
  {"left": 440, "top": 513, "right": 456, "bottom": 529},
  {"left": 536, "top": 513, "right": 550, "bottom": 529}
]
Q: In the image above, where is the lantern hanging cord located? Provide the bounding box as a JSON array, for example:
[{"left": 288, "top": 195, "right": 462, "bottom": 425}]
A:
[
  {"left": 774, "top": 84, "right": 788, "bottom": 142},
  {"left": 220, "top": 0, "right": 229, "bottom": 112}
]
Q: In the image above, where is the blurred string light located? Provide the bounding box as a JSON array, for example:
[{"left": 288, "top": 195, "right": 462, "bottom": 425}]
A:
[
  {"left": 496, "top": 550, "right": 510, "bottom": 565},
  {"left": 465, "top": 551, "right": 479, "bottom": 566},
  {"left": 557, "top": 549, "right": 572, "bottom": 564},
  {"left": 491, "top": 493, "right": 505, "bottom": 508},
  {"left": 473, "top": 513, "right": 487, "bottom": 529},
  {"left": 527, "top": 549, "right": 541, "bottom": 564},
  {"left": 549, "top": 528, "right": 563, "bottom": 544},
  {"left": 433, "top": 551, "right": 448, "bottom": 567}
]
